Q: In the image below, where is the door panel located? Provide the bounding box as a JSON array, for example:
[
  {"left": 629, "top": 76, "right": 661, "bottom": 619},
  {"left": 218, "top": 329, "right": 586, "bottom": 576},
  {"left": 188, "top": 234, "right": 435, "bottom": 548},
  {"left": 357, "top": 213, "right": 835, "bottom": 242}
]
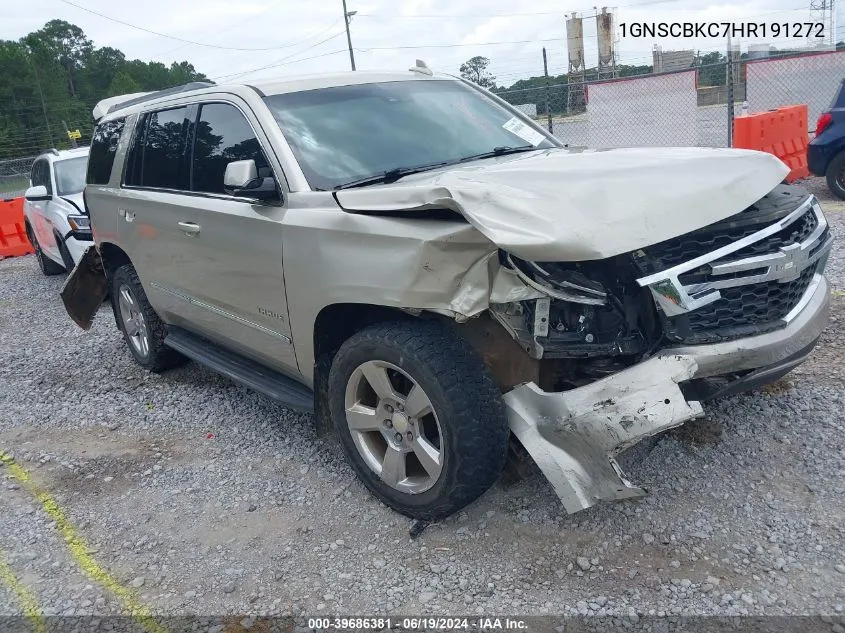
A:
[
  {"left": 164, "top": 196, "right": 295, "bottom": 372},
  {"left": 120, "top": 190, "right": 296, "bottom": 373},
  {"left": 180, "top": 101, "right": 296, "bottom": 372},
  {"left": 119, "top": 106, "right": 193, "bottom": 323},
  {"left": 30, "top": 159, "right": 60, "bottom": 260}
]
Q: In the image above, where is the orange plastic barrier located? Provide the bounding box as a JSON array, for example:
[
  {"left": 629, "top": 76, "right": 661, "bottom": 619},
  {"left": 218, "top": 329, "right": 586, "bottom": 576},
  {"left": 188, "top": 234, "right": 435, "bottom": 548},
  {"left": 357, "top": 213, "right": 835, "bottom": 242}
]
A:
[
  {"left": 733, "top": 104, "right": 810, "bottom": 183},
  {"left": 0, "top": 197, "right": 34, "bottom": 258}
]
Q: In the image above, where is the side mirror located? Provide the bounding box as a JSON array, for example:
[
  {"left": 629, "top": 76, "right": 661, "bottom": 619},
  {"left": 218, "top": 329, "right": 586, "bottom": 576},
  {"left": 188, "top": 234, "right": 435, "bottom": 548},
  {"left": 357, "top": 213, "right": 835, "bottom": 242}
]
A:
[
  {"left": 223, "top": 159, "right": 279, "bottom": 201},
  {"left": 25, "top": 185, "right": 50, "bottom": 202}
]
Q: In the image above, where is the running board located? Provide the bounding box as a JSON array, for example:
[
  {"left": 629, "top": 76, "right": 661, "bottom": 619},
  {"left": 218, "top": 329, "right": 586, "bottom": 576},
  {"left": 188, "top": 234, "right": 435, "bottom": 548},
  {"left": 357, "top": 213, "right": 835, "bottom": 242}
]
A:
[{"left": 164, "top": 327, "right": 314, "bottom": 412}]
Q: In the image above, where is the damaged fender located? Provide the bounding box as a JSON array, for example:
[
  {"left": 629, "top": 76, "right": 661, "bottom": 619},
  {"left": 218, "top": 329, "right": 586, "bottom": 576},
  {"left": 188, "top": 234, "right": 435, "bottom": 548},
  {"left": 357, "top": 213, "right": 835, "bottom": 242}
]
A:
[{"left": 504, "top": 355, "right": 703, "bottom": 514}]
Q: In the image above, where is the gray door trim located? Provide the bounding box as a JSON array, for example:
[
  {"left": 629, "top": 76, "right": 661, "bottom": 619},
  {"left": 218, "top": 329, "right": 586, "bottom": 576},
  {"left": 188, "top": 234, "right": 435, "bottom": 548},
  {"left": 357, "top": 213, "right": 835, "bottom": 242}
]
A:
[{"left": 149, "top": 281, "right": 292, "bottom": 344}]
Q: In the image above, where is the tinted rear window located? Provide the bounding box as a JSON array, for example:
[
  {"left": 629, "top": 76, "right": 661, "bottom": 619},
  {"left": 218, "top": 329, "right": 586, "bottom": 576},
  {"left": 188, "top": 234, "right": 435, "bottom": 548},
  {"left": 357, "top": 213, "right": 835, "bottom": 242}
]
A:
[{"left": 87, "top": 118, "right": 125, "bottom": 185}]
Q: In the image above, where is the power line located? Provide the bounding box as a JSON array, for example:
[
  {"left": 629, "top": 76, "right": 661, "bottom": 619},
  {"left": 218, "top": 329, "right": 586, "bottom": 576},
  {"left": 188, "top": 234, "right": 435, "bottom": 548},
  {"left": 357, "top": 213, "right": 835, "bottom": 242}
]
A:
[
  {"left": 357, "top": 37, "right": 569, "bottom": 51},
  {"left": 58, "top": 0, "right": 340, "bottom": 52},
  {"left": 357, "top": 0, "right": 683, "bottom": 19},
  {"left": 156, "top": 1, "right": 288, "bottom": 56},
  {"left": 213, "top": 42, "right": 350, "bottom": 82}
]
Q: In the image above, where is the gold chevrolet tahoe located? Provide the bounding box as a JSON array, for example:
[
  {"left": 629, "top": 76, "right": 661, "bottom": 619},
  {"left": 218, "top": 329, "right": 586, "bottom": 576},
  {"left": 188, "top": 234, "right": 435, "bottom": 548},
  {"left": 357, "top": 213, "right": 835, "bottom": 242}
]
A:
[{"left": 63, "top": 65, "right": 833, "bottom": 521}]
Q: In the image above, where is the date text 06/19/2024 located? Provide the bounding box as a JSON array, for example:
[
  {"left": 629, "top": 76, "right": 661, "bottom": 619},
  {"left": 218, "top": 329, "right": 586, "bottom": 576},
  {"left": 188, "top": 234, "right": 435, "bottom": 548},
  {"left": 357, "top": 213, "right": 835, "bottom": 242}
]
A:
[{"left": 307, "top": 617, "right": 529, "bottom": 630}]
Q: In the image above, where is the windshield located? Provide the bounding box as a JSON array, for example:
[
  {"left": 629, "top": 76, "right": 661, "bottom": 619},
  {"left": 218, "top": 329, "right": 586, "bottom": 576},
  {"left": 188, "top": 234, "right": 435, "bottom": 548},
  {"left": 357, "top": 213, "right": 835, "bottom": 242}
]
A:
[
  {"left": 55, "top": 156, "right": 88, "bottom": 196},
  {"left": 263, "top": 80, "right": 556, "bottom": 190}
]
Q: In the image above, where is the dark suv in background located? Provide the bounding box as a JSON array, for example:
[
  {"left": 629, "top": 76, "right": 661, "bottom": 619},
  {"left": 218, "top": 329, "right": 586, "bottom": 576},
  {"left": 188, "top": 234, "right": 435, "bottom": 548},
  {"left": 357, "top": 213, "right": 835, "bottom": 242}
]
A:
[{"left": 809, "top": 78, "right": 845, "bottom": 199}]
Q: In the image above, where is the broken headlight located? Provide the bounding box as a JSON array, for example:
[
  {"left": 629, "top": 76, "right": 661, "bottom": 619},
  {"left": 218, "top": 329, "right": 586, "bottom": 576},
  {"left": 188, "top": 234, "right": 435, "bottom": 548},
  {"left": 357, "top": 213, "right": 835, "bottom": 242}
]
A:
[
  {"left": 493, "top": 252, "right": 654, "bottom": 361},
  {"left": 503, "top": 253, "right": 607, "bottom": 305}
]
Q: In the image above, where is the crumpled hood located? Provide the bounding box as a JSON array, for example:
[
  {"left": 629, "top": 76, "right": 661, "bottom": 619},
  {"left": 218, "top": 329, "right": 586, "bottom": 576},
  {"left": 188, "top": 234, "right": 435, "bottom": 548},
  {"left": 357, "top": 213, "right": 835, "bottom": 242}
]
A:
[
  {"left": 59, "top": 192, "right": 86, "bottom": 215},
  {"left": 334, "top": 146, "right": 789, "bottom": 261}
]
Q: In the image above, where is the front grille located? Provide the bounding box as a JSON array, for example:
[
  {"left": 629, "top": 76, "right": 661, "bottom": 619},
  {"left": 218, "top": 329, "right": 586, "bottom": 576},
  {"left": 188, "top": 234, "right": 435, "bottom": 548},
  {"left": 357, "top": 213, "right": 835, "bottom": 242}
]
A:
[
  {"left": 663, "top": 265, "right": 817, "bottom": 344},
  {"left": 644, "top": 202, "right": 818, "bottom": 277},
  {"left": 634, "top": 189, "right": 830, "bottom": 345}
]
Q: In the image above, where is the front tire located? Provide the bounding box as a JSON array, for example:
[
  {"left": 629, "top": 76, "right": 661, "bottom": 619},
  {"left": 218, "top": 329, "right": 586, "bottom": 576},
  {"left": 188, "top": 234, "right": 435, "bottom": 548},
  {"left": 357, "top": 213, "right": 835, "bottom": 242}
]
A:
[
  {"left": 111, "top": 264, "right": 185, "bottom": 372},
  {"left": 328, "top": 321, "right": 509, "bottom": 521},
  {"left": 825, "top": 151, "right": 845, "bottom": 200}
]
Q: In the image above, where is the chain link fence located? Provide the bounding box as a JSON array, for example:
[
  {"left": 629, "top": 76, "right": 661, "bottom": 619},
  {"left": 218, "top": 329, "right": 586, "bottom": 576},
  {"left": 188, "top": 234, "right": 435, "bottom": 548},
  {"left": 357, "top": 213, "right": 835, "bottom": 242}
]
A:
[
  {"left": 0, "top": 51, "right": 841, "bottom": 199},
  {"left": 745, "top": 50, "right": 845, "bottom": 131},
  {"left": 495, "top": 50, "right": 842, "bottom": 150},
  {"left": 0, "top": 156, "right": 35, "bottom": 200}
]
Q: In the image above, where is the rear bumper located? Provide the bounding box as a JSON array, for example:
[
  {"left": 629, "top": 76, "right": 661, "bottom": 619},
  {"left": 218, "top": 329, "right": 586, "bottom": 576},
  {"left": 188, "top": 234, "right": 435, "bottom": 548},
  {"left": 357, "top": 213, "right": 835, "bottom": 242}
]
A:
[{"left": 504, "top": 274, "right": 830, "bottom": 515}]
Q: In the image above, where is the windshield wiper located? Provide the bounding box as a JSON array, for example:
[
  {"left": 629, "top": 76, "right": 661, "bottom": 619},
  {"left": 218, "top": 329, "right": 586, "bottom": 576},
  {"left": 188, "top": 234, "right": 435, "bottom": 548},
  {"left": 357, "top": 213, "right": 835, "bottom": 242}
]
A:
[
  {"left": 335, "top": 161, "right": 451, "bottom": 190},
  {"left": 334, "top": 146, "right": 540, "bottom": 190},
  {"left": 457, "top": 145, "right": 540, "bottom": 163}
]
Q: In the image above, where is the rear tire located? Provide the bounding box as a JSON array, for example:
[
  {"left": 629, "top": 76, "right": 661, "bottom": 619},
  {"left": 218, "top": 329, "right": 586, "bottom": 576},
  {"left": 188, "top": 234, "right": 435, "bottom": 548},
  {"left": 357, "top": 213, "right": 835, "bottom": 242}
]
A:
[
  {"left": 25, "top": 223, "right": 64, "bottom": 276},
  {"left": 111, "top": 264, "right": 185, "bottom": 372},
  {"left": 328, "top": 321, "right": 509, "bottom": 521},
  {"left": 825, "top": 151, "right": 845, "bottom": 200}
]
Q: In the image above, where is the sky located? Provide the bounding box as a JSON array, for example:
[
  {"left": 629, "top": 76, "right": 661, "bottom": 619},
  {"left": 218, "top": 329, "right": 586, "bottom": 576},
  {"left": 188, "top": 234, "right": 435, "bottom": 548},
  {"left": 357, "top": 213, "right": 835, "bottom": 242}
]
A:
[{"left": 1, "top": 0, "right": 842, "bottom": 89}]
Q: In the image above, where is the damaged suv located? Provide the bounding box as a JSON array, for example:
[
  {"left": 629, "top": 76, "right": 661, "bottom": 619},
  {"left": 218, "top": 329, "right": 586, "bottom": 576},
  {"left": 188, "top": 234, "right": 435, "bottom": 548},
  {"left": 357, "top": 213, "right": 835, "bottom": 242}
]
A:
[{"left": 64, "top": 64, "right": 833, "bottom": 520}]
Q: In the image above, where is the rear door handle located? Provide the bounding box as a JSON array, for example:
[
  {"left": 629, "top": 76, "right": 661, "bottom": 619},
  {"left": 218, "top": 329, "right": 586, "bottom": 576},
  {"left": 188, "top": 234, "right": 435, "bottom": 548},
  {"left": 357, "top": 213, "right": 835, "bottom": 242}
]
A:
[{"left": 178, "top": 221, "right": 201, "bottom": 235}]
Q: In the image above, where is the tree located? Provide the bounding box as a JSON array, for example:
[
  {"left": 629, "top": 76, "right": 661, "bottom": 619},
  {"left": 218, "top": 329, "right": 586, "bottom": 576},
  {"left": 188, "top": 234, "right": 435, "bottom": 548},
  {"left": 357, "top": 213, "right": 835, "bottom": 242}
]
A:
[
  {"left": 107, "top": 71, "right": 142, "bottom": 97},
  {"left": 81, "top": 46, "right": 127, "bottom": 98},
  {"left": 696, "top": 51, "right": 727, "bottom": 87},
  {"left": 0, "top": 21, "right": 211, "bottom": 160},
  {"left": 460, "top": 56, "right": 496, "bottom": 89},
  {"left": 25, "top": 20, "right": 93, "bottom": 97}
]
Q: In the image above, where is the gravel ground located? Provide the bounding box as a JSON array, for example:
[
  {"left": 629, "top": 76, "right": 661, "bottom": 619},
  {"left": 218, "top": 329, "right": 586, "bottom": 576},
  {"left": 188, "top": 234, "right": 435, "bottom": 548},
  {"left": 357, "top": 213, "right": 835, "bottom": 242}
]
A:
[{"left": 0, "top": 177, "right": 843, "bottom": 625}]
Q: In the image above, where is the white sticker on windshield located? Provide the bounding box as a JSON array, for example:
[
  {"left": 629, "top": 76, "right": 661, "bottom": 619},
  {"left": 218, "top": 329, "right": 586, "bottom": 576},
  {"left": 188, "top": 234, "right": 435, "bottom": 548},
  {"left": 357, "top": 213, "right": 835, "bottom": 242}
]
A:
[{"left": 502, "top": 117, "right": 545, "bottom": 147}]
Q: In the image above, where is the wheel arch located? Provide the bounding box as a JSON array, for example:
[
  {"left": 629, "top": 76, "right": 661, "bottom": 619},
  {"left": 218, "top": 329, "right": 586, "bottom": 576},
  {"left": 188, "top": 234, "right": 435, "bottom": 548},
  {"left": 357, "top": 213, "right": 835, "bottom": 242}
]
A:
[
  {"left": 312, "top": 303, "right": 429, "bottom": 436},
  {"left": 98, "top": 241, "right": 134, "bottom": 329}
]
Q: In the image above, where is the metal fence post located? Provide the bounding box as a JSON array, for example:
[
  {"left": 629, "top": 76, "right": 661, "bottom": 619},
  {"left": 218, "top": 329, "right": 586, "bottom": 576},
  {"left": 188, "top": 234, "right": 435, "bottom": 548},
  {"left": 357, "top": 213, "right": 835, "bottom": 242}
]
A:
[
  {"left": 726, "top": 36, "right": 734, "bottom": 147},
  {"left": 542, "top": 48, "right": 553, "bottom": 133}
]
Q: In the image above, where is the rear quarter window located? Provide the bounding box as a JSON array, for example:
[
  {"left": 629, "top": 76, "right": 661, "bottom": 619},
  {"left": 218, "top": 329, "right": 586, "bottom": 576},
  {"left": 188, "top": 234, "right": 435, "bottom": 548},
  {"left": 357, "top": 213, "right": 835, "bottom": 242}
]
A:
[{"left": 87, "top": 118, "right": 126, "bottom": 185}]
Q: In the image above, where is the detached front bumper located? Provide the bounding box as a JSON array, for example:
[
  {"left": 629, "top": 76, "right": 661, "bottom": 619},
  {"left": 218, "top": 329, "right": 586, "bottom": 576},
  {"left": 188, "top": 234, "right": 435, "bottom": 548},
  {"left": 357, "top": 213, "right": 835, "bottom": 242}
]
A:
[
  {"left": 504, "top": 273, "right": 830, "bottom": 515},
  {"left": 505, "top": 355, "right": 703, "bottom": 514}
]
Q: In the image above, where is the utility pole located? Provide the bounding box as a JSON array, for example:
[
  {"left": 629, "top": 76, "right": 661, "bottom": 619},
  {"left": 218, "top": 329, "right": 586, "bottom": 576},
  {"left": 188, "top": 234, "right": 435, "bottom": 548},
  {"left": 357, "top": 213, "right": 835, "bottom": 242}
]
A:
[
  {"left": 726, "top": 33, "right": 734, "bottom": 147},
  {"left": 342, "top": 0, "right": 356, "bottom": 71},
  {"left": 26, "top": 49, "right": 55, "bottom": 148},
  {"left": 542, "top": 48, "right": 553, "bottom": 133}
]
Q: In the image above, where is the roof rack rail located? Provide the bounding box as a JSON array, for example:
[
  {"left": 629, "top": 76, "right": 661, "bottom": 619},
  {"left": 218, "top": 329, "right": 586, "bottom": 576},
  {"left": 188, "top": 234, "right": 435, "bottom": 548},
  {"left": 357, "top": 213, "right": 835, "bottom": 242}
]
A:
[
  {"left": 98, "top": 81, "right": 217, "bottom": 118},
  {"left": 48, "top": 148, "right": 60, "bottom": 156}
]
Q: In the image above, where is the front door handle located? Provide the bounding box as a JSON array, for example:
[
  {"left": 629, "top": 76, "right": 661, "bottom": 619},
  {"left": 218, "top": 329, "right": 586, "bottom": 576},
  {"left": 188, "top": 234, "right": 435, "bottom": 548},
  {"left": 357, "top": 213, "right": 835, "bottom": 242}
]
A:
[{"left": 178, "top": 221, "right": 201, "bottom": 235}]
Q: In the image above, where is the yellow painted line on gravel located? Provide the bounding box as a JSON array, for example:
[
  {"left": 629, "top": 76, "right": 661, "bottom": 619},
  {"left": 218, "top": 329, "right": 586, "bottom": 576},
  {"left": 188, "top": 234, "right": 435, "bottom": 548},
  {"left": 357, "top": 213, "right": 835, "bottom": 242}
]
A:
[
  {"left": 832, "top": 290, "right": 845, "bottom": 298},
  {"left": 0, "top": 550, "right": 47, "bottom": 633},
  {"left": 0, "top": 451, "right": 168, "bottom": 633}
]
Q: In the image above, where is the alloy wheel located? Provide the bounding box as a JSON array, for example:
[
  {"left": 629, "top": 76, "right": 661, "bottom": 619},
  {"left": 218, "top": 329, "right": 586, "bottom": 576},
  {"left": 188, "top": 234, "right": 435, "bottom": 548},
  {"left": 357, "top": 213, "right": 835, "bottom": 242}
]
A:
[
  {"left": 343, "top": 360, "right": 444, "bottom": 494},
  {"left": 117, "top": 284, "right": 150, "bottom": 357}
]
